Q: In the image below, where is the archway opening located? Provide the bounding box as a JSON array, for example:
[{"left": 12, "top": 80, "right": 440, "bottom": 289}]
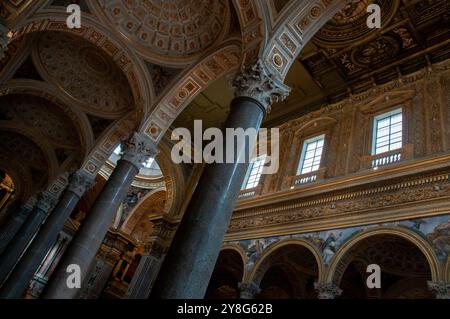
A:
[
  {"left": 336, "top": 234, "right": 433, "bottom": 299},
  {"left": 205, "top": 249, "right": 244, "bottom": 299},
  {"left": 256, "top": 244, "right": 319, "bottom": 299}
]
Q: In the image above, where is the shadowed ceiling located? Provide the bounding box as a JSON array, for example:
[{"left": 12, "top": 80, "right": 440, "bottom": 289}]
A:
[{"left": 176, "top": 0, "right": 450, "bottom": 131}]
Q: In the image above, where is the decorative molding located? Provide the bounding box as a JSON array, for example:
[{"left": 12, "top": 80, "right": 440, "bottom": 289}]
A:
[
  {"left": 427, "top": 281, "right": 450, "bottom": 299},
  {"left": 67, "top": 170, "right": 96, "bottom": 198},
  {"left": 232, "top": 59, "right": 290, "bottom": 112},
  {"left": 314, "top": 282, "right": 342, "bottom": 299},
  {"left": 121, "top": 132, "right": 158, "bottom": 169}
]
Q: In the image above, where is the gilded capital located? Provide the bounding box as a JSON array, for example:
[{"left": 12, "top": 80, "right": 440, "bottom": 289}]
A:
[
  {"left": 232, "top": 60, "right": 291, "bottom": 112},
  {"left": 121, "top": 132, "right": 158, "bottom": 169}
]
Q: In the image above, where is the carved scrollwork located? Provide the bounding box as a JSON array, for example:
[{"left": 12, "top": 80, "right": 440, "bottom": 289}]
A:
[
  {"left": 232, "top": 60, "right": 291, "bottom": 112},
  {"left": 67, "top": 170, "right": 96, "bottom": 198},
  {"left": 121, "top": 132, "right": 158, "bottom": 169}
]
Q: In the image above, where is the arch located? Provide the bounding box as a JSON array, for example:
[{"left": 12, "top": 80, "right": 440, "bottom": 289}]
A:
[
  {"left": 246, "top": 238, "right": 324, "bottom": 284},
  {"left": 0, "top": 124, "right": 58, "bottom": 181},
  {"left": 325, "top": 227, "right": 441, "bottom": 285},
  {"left": 206, "top": 247, "right": 246, "bottom": 299},
  {"left": 445, "top": 256, "right": 450, "bottom": 282},
  {"left": 231, "top": 0, "right": 266, "bottom": 65},
  {"left": 262, "top": 0, "right": 347, "bottom": 80},
  {"left": 221, "top": 243, "right": 248, "bottom": 269},
  {"left": 120, "top": 188, "right": 167, "bottom": 236},
  {"left": 9, "top": 8, "right": 154, "bottom": 119},
  {"left": 140, "top": 42, "right": 241, "bottom": 143},
  {"left": 0, "top": 79, "right": 95, "bottom": 159}
]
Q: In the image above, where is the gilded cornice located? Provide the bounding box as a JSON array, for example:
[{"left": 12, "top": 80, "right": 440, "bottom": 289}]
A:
[{"left": 227, "top": 154, "right": 450, "bottom": 241}]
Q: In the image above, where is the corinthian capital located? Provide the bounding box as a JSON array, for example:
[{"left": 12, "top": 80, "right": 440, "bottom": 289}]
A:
[
  {"left": 67, "top": 170, "right": 96, "bottom": 198},
  {"left": 0, "top": 23, "right": 10, "bottom": 61},
  {"left": 35, "top": 191, "right": 58, "bottom": 212},
  {"left": 428, "top": 281, "right": 450, "bottom": 299},
  {"left": 314, "top": 282, "right": 343, "bottom": 299},
  {"left": 232, "top": 60, "right": 291, "bottom": 112},
  {"left": 238, "top": 282, "right": 261, "bottom": 299},
  {"left": 121, "top": 132, "right": 158, "bottom": 169}
]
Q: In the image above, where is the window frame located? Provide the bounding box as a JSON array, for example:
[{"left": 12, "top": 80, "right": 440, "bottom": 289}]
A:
[
  {"left": 241, "top": 155, "right": 267, "bottom": 190},
  {"left": 371, "top": 107, "right": 403, "bottom": 155},
  {"left": 297, "top": 134, "right": 325, "bottom": 176}
]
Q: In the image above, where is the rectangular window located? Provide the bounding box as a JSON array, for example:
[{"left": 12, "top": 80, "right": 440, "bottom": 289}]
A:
[
  {"left": 372, "top": 108, "right": 403, "bottom": 155},
  {"left": 297, "top": 135, "right": 325, "bottom": 175},
  {"left": 242, "top": 155, "right": 266, "bottom": 190}
]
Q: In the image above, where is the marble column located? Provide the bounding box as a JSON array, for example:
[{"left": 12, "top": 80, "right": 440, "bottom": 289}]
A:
[
  {"left": 427, "top": 281, "right": 450, "bottom": 299},
  {"left": 0, "top": 22, "right": 9, "bottom": 60},
  {"left": 42, "top": 132, "right": 157, "bottom": 299},
  {"left": 77, "top": 234, "right": 125, "bottom": 299},
  {"left": 125, "top": 217, "right": 177, "bottom": 299},
  {"left": 314, "top": 282, "right": 343, "bottom": 299},
  {"left": 0, "top": 190, "right": 60, "bottom": 285},
  {"left": 239, "top": 282, "right": 261, "bottom": 299},
  {"left": 151, "top": 61, "right": 290, "bottom": 299},
  {"left": 0, "top": 171, "right": 95, "bottom": 298},
  {"left": 0, "top": 196, "right": 36, "bottom": 255}
]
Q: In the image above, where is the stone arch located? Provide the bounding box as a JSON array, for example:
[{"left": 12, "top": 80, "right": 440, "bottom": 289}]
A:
[
  {"left": 445, "top": 256, "right": 450, "bottom": 282},
  {"left": 205, "top": 247, "right": 246, "bottom": 299},
  {"left": 120, "top": 188, "right": 167, "bottom": 237},
  {"left": 262, "top": 0, "right": 347, "bottom": 80},
  {"left": 141, "top": 42, "right": 241, "bottom": 143},
  {"left": 0, "top": 79, "right": 95, "bottom": 159},
  {"left": 8, "top": 8, "right": 154, "bottom": 118},
  {"left": 0, "top": 123, "right": 59, "bottom": 182},
  {"left": 325, "top": 227, "right": 442, "bottom": 286},
  {"left": 247, "top": 238, "right": 324, "bottom": 285},
  {"left": 222, "top": 243, "right": 248, "bottom": 268}
]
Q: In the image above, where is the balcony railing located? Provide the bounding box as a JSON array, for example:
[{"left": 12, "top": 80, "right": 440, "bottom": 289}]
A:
[
  {"left": 238, "top": 185, "right": 262, "bottom": 199},
  {"left": 360, "top": 144, "right": 413, "bottom": 170},
  {"left": 289, "top": 167, "right": 326, "bottom": 189}
]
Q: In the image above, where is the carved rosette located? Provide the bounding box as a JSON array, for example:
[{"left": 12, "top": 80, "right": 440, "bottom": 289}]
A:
[
  {"left": 35, "top": 191, "right": 59, "bottom": 212},
  {"left": 121, "top": 132, "right": 158, "bottom": 169},
  {"left": 427, "top": 281, "right": 450, "bottom": 299},
  {"left": 67, "top": 170, "right": 96, "bottom": 198},
  {"left": 314, "top": 282, "right": 343, "bottom": 299},
  {"left": 232, "top": 60, "right": 291, "bottom": 112},
  {"left": 238, "top": 282, "right": 261, "bottom": 299},
  {"left": 0, "top": 23, "right": 9, "bottom": 60}
]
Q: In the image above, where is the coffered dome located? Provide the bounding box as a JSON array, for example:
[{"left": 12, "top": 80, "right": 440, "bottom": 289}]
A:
[{"left": 93, "top": 0, "right": 229, "bottom": 62}]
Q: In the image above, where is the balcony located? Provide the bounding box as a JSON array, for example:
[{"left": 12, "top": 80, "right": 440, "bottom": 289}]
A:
[{"left": 360, "top": 144, "right": 414, "bottom": 170}]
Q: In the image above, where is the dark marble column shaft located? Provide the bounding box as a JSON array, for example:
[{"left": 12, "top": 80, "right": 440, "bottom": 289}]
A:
[
  {"left": 42, "top": 133, "right": 156, "bottom": 299},
  {"left": 151, "top": 61, "right": 290, "bottom": 299},
  {"left": 0, "top": 199, "right": 35, "bottom": 255},
  {"left": 0, "top": 191, "right": 59, "bottom": 285},
  {"left": 0, "top": 171, "right": 94, "bottom": 298},
  {"left": 150, "top": 97, "right": 264, "bottom": 299}
]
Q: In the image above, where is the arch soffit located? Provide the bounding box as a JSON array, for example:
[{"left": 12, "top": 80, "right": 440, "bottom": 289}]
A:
[
  {"left": 0, "top": 79, "right": 95, "bottom": 159},
  {"left": 246, "top": 238, "right": 324, "bottom": 285},
  {"left": 9, "top": 9, "right": 154, "bottom": 119},
  {"left": 325, "top": 227, "right": 442, "bottom": 284}
]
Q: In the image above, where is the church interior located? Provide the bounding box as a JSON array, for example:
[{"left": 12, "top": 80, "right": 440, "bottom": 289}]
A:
[{"left": 0, "top": 0, "right": 449, "bottom": 300}]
